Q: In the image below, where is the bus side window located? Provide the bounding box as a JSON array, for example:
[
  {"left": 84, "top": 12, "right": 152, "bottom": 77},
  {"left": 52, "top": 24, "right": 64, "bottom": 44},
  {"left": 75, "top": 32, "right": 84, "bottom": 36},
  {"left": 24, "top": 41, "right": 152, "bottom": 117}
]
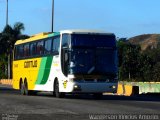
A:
[
  {"left": 14, "top": 46, "right": 17, "bottom": 60},
  {"left": 44, "top": 38, "right": 52, "bottom": 55},
  {"left": 30, "top": 42, "right": 37, "bottom": 57},
  {"left": 52, "top": 36, "right": 60, "bottom": 55},
  {"left": 19, "top": 45, "right": 24, "bottom": 59},
  {"left": 24, "top": 44, "right": 29, "bottom": 58},
  {"left": 37, "top": 41, "right": 44, "bottom": 56},
  {"left": 14, "top": 45, "right": 24, "bottom": 59},
  {"left": 17, "top": 46, "right": 20, "bottom": 59}
]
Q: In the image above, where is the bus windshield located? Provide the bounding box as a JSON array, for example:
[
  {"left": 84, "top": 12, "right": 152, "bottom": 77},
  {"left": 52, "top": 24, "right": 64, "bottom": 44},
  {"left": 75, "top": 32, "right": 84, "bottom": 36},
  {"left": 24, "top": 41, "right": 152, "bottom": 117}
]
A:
[
  {"left": 69, "top": 34, "right": 117, "bottom": 76},
  {"left": 71, "top": 34, "right": 116, "bottom": 48}
]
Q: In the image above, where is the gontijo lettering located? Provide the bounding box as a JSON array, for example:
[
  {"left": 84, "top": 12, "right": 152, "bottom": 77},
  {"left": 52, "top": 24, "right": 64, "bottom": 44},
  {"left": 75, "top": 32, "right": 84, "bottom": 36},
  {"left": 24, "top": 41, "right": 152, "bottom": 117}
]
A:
[{"left": 24, "top": 60, "right": 37, "bottom": 68}]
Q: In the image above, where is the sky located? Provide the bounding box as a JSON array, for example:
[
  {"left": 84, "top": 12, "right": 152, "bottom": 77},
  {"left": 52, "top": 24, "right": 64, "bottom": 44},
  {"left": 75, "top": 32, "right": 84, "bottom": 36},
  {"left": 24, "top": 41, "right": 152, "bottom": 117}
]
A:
[{"left": 0, "top": 0, "right": 160, "bottom": 38}]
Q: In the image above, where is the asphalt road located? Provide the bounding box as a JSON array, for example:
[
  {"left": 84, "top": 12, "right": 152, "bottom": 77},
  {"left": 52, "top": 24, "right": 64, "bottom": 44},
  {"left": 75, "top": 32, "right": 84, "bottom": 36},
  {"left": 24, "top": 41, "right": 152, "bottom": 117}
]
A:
[{"left": 0, "top": 84, "right": 160, "bottom": 120}]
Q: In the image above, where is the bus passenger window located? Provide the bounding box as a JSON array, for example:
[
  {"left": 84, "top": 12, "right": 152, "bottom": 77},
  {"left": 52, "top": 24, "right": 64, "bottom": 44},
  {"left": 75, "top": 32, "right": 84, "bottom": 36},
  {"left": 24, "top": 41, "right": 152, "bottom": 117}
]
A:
[
  {"left": 44, "top": 39, "right": 52, "bottom": 54},
  {"left": 24, "top": 44, "right": 29, "bottom": 57},
  {"left": 30, "top": 43, "right": 37, "bottom": 57},
  {"left": 37, "top": 41, "right": 44, "bottom": 55},
  {"left": 14, "top": 46, "right": 18, "bottom": 60},
  {"left": 52, "top": 36, "right": 60, "bottom": 55},
  {"left": 19, "top": 45, "right": 24, "bottom": 59}
]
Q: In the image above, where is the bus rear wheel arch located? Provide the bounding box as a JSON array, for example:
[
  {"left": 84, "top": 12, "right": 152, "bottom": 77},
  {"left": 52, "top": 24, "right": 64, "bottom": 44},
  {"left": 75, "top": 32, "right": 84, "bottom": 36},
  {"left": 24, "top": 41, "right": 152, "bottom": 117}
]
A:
[{"left": 20, "top": 78, "right": 36, "bottom": 96}]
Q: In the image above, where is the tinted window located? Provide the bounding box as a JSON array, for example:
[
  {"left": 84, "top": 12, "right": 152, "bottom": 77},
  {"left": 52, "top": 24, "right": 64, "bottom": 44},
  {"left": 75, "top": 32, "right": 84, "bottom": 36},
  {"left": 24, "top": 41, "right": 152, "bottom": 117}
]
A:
[
  {"left": 30, "top": 42, "right": 37, "bottom": 56},
  {"left": 71, "top": 34, "right": 116, "bottom": 48},
  {"left": 19, "top": 45, "right": 24, "bottom": 58},
  {"left": 44, "top": 39, "right": 52, "bottom": 54},
  {"left": 62, "top": 34, "right": 70, "bottom": 48},
  {"left": 52, "top": 36, "right": 60, "bottom": 55},
  {"left": 24, "top": 44, "right": 30, "bottom": 57},
  {"left": 14, "top": 46, "right": 18, "bottom": 60},
  {"left": 37, "top": 41, "right": 44, "bottom": 55},
  {"left": 14, "top": 45, "right": 24, "bottom": 60}
]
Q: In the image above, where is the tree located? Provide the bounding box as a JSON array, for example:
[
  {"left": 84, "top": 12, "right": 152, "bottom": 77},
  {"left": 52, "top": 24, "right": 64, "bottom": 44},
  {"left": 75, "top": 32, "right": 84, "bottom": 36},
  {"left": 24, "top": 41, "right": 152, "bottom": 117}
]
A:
[
  {"left": 143, "top": 47, "right": 160, "bottom": 82},
  {"left": 152, "top": 62, "right": 160, "bottom": 81},
  {"left": 0, "top": 22, "right": 29, "bottom": 78},
  {"left": 118, "top": 38, "right": 160, "bottom": 82},
  {"left": 138, "top": 54, "right": 153, "bottom": 81},
  {"left": 2, "top": 22, "right": 25, "bottom": 51},
  {"left": 117, "top": 39, "right": 141, "bottom": 81},
  {"left": 0, "top": 54, "right": 7, "bottom": 79}
]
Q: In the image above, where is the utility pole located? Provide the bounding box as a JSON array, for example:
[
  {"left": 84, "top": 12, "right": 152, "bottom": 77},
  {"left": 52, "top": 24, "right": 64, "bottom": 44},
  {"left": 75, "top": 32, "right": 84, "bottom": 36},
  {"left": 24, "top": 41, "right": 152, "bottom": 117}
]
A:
[
  {"left": 6, "top": 0, "right": 8, "bottom": 25},
  {"left": 51, "top": 0, "right": 54, "bottom": 32},
  {"left": 6, "top": 0, "right": 11, "bottom": 79}
]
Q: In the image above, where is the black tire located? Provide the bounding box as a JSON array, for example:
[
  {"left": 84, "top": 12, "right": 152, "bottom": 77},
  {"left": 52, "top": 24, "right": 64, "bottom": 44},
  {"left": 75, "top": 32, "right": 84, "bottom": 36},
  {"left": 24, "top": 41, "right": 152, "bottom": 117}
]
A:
[
  {"left": 20, "top": 81, "right": 25, "bottom": 95},
  {"left": 24, "top": 81, "right": 28, "bottom": 95},
  {"left": 24, "top": 81, "right": 37, "bottom": 96},
  {"left": 54, "top": 80, "right": 65, "bottom": 98},
  {"left": 93, "top": 93, "right": 103, "bottom": 99}
]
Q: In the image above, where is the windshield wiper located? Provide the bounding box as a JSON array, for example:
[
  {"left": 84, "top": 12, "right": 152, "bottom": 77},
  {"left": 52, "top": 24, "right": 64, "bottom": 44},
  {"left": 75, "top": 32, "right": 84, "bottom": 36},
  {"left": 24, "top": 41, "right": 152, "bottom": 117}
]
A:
[{"left": 87, "top": 66, "right": 95, "bottom": 74}]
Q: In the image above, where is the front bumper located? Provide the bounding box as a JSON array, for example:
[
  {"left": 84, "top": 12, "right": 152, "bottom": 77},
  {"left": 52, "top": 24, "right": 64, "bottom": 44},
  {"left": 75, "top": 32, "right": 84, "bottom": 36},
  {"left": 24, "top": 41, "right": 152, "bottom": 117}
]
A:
[{"left": 62, "top": 82, "right": 118, "bottom": 93}]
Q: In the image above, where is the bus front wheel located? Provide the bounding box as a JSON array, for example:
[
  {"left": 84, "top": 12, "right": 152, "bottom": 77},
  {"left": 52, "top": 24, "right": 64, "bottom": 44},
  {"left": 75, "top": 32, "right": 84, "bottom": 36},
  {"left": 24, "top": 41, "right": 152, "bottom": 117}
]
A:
[{"left": 54, "top": 80, "right": 65, "bottom": 98}]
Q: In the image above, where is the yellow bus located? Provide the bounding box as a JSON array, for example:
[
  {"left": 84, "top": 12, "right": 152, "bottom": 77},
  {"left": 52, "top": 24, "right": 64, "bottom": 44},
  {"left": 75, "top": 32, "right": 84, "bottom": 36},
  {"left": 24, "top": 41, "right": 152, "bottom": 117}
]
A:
[{"left": 13, "top": 30, "right": 118, "bottom": 98}]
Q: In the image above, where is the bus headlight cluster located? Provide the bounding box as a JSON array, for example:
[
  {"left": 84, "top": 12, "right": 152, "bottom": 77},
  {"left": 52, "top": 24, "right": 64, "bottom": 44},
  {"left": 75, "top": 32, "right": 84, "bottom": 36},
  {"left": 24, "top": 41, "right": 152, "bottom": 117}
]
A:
[
  {"left": 74, "top": 85, "right": 81, "bottom": 91},
  {"left": 74, "top": 85, "right": 81, "bottom": 89}
]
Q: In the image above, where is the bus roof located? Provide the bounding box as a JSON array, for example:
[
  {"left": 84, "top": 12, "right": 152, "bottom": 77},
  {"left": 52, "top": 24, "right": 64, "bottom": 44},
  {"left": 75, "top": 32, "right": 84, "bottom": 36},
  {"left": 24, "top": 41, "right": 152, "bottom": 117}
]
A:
[
  {"left": 15, "top": 30, "right": 114, "bottom": 45},
  {"left": 15, "top": 32, "right": 60, "bottom": 45},
  {"left": 60, "top": 29, "right": 114, "bottom": 35}
]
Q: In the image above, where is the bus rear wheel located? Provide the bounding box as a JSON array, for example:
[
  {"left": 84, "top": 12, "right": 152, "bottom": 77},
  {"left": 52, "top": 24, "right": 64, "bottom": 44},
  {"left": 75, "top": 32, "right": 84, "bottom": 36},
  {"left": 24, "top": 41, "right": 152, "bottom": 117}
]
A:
[
  {"left": 20, "top": 81, "right": 25, "bottom": 95},
  {"left": 24, "top": 81, "right": 36, "bottom": 96},
  {"left": 54, "top": 80, "right": 65, "bottom": 98},
  {"left": 24, "top": 81, "right": 29, "bottom": 95}
]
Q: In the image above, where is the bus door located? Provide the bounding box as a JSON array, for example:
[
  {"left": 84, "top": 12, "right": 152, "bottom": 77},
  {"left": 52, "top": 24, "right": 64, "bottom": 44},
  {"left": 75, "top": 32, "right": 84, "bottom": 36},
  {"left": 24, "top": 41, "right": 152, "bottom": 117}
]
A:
[{"left": 61, "top": 34, "right": 70, "bottom": 76}]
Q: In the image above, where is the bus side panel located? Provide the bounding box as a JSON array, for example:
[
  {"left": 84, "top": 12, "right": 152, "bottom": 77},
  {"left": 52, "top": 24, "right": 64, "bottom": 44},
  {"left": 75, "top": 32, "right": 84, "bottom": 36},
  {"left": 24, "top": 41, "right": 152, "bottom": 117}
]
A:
[
  {"left": 12, "top": 58, "right": 42, "bottom": 90},
  {"left": 13, "top": 61, "right": 21, "bottom": 89},
  {"left": 34, "top": 56, "right": 59, "bottom": 91},
  {"left": 27, "top": 58, "right": 42, "bottom": 90}
]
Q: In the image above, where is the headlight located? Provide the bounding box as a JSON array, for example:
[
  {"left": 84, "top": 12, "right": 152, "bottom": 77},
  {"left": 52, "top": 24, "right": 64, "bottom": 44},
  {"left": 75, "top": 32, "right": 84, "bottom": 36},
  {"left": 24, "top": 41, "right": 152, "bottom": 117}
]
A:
[{"left": 74, "top": 85, "right": 81, "bottom": 91}]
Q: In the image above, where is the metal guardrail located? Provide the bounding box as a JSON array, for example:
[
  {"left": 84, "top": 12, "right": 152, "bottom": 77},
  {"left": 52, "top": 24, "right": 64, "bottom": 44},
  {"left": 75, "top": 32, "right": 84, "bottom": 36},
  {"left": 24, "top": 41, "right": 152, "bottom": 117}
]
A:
[
  {"left": 118, "top": 82, "right": 160, "bottom": 95},
  {"left": 0, "top": 79, "right": 13, "bottom": 86}
]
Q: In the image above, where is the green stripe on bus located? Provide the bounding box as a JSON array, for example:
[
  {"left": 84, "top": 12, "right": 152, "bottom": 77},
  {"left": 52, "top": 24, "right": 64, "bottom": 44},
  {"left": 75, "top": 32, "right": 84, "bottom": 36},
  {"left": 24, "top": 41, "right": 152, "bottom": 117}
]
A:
[
  {"left": 48, "top": 32, "right": 60, "bottom": 38},
  {"left": 35, "top": 57, "right": 48, "bottom": 84},
  {"left": 40, "top": 56, "right": 53, "bottom": 84}
]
